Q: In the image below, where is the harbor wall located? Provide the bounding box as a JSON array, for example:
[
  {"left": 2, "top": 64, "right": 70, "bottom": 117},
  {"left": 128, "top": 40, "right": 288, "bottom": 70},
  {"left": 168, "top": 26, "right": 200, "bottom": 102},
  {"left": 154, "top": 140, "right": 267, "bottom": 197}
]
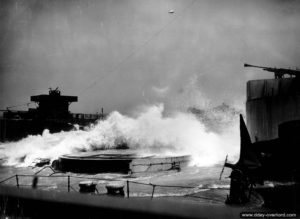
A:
[{"left": 246, "top": 78, "right": 300, "bottom": 142}]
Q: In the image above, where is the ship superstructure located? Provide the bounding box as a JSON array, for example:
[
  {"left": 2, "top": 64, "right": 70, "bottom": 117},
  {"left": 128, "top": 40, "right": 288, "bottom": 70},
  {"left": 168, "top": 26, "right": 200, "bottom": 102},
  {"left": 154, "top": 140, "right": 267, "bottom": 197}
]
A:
[
  {"left": 0, "top": 88, "right": 104, "bottom": 142},
  {"left": 224, "top": 64, "right": 300, "bottom": 211}
]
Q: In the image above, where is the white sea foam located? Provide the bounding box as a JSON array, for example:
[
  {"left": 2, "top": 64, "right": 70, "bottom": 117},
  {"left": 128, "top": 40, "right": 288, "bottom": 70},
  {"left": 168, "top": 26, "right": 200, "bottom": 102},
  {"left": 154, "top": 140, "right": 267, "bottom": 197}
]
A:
[{"left": 0, "top": 104, "right": 239, "bottom": 167}]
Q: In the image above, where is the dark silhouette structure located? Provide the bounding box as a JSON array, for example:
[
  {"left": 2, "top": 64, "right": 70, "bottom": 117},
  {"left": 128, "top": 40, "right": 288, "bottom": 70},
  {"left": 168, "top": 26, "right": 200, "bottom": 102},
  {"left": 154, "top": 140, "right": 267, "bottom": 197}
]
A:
[
  {"left": 0, "top": 88, "right": 104, "bottom": 142},
  {"left": 30, "top": 87, "right": 77, "bottom": 120},
  {"left": 225, "top": 64, "right": 300, "bottom": 212},
  {"left": 244, "top": 63, "right": 300, "bottom": 79}
]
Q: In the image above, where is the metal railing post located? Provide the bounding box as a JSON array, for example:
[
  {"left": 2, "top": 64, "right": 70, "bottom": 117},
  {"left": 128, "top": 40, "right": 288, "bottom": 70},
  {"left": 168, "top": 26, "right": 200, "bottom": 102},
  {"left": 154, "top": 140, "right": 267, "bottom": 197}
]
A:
[
  {"left": 151, "top": 185, "right": 156, "bottom": 199},
  {"left": 68, "top": 175, "right": 70, "bottom": 192},
  {"left": 126, "top": 180, "right": 130, "bottom": 198},
  {"left": 15, "top": 175, "right": 19, "bottom": 188},
  {"left": 32, "top": 176, "right": 38, "bottom": 189}
]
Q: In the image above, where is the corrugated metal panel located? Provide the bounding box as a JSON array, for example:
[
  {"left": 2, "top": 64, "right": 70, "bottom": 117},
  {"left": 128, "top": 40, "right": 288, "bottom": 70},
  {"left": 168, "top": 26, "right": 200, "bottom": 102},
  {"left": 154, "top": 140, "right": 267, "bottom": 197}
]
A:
[
  {"left": 246, "top": 79, "right": 300, "bottom": 141},
  {"left": 247, "top": 78, "right": 299, "bottom": 101}
]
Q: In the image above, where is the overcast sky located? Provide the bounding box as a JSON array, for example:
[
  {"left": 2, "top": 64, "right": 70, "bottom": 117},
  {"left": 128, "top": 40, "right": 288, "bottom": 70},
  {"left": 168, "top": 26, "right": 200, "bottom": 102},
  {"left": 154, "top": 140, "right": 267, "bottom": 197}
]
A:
[{"left": 1, "top": 0, "right": 300, "bottom": 114}]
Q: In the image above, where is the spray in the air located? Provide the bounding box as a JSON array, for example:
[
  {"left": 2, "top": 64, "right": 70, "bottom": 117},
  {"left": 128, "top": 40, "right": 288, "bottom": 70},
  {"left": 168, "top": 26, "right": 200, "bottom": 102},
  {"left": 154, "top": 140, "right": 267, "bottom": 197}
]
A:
[{"left": 0, "top": 104, "right": 239, "bottom": 167}]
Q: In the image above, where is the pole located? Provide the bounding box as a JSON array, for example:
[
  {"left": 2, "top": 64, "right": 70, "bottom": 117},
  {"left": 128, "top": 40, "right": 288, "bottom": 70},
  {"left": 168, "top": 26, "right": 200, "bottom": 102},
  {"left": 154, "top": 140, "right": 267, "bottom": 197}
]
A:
[
  {"left": 68, "top": 175, "right": 70, "bottom": 192},
  {"left": 126, "top": 180, "right": 130, "bottom": 198},
  {"left": 151, "top": 185, "right": 156, "bottom": 199},
  {"left": 16, "top": 175, "right": 19, "bottom": 188},
  {"left": 219, "top": 155, "right": 228, "bottom": 180},
  {"left": 32, "top": 176, "right": 38, "bottom": 189}
]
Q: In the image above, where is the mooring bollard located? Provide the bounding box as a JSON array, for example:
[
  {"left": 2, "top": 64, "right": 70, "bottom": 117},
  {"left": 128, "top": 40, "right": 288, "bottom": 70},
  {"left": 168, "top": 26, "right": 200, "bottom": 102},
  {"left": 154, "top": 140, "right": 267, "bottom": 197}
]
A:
[
  {"left": 79, "top": 181, "right": 97, "bottom": 194},
  {"left": 106, "top": 182, "right": 125, "bottom": 197}
]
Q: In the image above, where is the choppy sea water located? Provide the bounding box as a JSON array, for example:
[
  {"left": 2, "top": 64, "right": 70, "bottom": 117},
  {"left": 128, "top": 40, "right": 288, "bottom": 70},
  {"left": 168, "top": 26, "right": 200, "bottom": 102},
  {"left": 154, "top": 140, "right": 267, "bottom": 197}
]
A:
[{"left": 0, "top": 164, "right": 232, "bottom": 204}]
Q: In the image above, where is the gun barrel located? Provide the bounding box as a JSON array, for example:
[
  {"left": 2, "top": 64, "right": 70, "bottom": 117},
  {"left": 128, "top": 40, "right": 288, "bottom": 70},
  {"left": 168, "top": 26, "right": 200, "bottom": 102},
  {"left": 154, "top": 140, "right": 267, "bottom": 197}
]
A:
[
  {"left": 244, "top": 63, "right": 267, "bottom": 69},
  {"left": 245, "top": 63, "right": 300, "bottom": 78}
]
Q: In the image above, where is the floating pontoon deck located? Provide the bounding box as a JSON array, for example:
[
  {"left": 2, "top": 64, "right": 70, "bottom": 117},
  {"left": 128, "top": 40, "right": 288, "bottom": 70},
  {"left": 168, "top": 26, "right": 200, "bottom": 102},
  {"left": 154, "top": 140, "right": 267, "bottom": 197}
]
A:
[{"left": 55, "top": 150, "right": 190, "bottom": 174}]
